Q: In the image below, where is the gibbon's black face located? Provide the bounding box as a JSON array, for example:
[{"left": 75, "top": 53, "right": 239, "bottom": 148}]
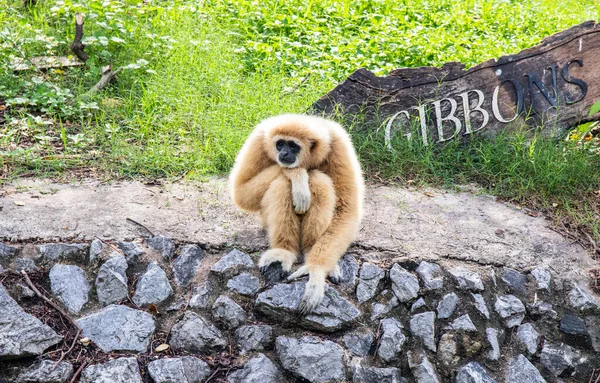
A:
[{"left": 276, "top": 139, "right": 301, "bottom": 166}]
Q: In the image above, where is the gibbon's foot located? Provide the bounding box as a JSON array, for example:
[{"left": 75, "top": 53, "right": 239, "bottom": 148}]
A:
[
  {"left": 288, "top": 265, "right": 327, "bottom": 314},
  {"left": 327, "top": 264, "right": 343, "bottom": 285},
  {"left": 260, "top": 262, "right": 289, "bottom": 284}
]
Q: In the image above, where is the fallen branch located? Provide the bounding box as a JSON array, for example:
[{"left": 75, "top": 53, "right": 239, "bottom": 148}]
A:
[
  {"left": 52, "top": 329, "right": 81, "bottom": 371},
  {"left": 20, "top": 270, "right": 81, "bottom": 330},
  {"left": 69, "top": 361, "right": 87, "bottom": 383},
  {"left": 126, "top": 217, "right": 155, "bottom": 237},
  {"left": 86, "top": 61, "right": 123, "bottom": 96},
  {"left": 70, "top": 13, "right": 89, "bottom": 63}
]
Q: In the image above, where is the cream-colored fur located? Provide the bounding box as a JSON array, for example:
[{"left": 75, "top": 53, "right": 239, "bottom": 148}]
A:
[{"left": 229, "top": 114, "right": 364, "bottom": 313}]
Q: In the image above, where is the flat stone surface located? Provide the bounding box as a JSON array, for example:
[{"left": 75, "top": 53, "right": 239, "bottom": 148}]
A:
[
  {"left": 517, "top": 323, "right": 540, "bottom": 354},
  {"left": 170, "top": 311, "right": 227, "bottom": 353},
  {"left": 444, "top": 314, "right": 477, "bottom": 332},
  {"left": 540, "top": 342, "right": 587, "bottom": 376},
  {"left": 235, "top": 325, "right": 274, "bottom": 355},
  {"left": 13, "top": 258, "right": 38, "bottom": 272},
  {"left": 17, "top": 360, "right": 73, "bottom": 383},
  {"left": 189, "top": 282, "right": 212, "bottom": 309},
  {"left": 172, "top": 244, "right": 204, "bottom": 287},
  {"left": 390, "top": 264, "right": 420, "bottom": 302},
  {"left": 494, "top": 294, "right": 525, "bottom": 328},
  {"left": 437, "top": 292, "right": 459, "bottom": 319},
  {"left": 338, "top": 254, "right": 360, "bottom": 285},
  {"left": 49, "top": 264, "right": 90, "bottom": 313},
  {"left": 0, "top": 282, "right": 62, "bottom": 359},
  {"left": 95, "top": 255, "right": 129, "bottom": 305},
  {"left": 456, "top": 362, "right": 496, "bottom": 383},
  {"left": 343, "top": 328, "right": 375, "bottom": 357},
  {"left": 146, "top": 235, "right": 175, "bottom": 260},
  {"left": 81, "top": 357, "right": 142, "bottom": 383},
  {"left": 228, "top": 353, "right": 283, "bottom": 383},
  {"left": 527, "top": 301, "right": 558, "bottom": 319},
  {"left": 569, "top": 283, "right": 600, "bottom": 311},
  {"left": 416, "top": 261, "right": 444, "bottom": 290},
  {"left": 585, "top": 315, "right": 600, "bottom": 352},
  {"left": 410, "top": 311, "right": 436, "bottom": 351},
  {"left": 213, "top": 295, "right": 247, "bottom": 329},
  {"left": 132, "top": 261, "right": 173, "bottom": 306},
  {"left": 438, "top": 333, "right": 459, "bottom": 368},
  {"left": 1, "top": 179, "right": 594, "bottom": 284},
  {"left": 378, "top": 318, "right": 406, "bottom": 362},
  {"left": 211, "top": 249, "right": 254, "bottom": 275},
  {"left": 275, "top": 335, "right": 346, "bottom": 383},
  {"left": 0, "top": 242, "right": 17, "bottom": 259},
  {"left": 256, "top": 282, "right": 360, "bottom": 332},
  {"left": 356, "top": 262, "right": 385, "bottom": 303},
  {"left": 501, "top": 268, "right": 528, "bottom": 294},
  {"left": 76, "top": 305, "right": 155, "bottom": 353},
  {"left": 411, "top": 297, "right": 427, "bottom": 312},
  {"left": 472, "top": 293, "right": 490, "bottom": 319},
  {"left": 118, "top": 241, "right": 144, "bottom": 264},
  {"left": 560, "top": 314, "right": 588, "bottom": 336},
  {"left": 89, "top": 238, "right": 103, "bottom": 263},
  {"left": 505, "top": 354, "right": 547, "bottom": 383},
  {"left": 531, "top": 267, "right": 551, "bottom": 290},
  {"left": 486, "top": 328, "right": 501, "bottom": 361},
  {"left": 352, "top": 363, "right": 405, "bottom": 383},
  {"left": 147, "top": 356, "right": 211, "bottom": 383},
  {"left": 448, "top": 267, "right": 484, "bottom": 291},
  {"left": 227, "top": 273, "right": 260, "bottom": 296},
  {"left": 407, "top": 350, "right": 441, "bottom": 383},
  {"left": 38, "top": 243, "right": 87, "bottom": 263}
]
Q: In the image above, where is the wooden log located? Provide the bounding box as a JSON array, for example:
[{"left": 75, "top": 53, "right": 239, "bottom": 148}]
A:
[{"left": 312, "top": 21, "right": 600, "bottom": 146}]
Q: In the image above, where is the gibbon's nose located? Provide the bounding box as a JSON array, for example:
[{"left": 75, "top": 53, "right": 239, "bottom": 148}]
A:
[{"left": 279, "top": 152, "right": 295, "bottom": 164}]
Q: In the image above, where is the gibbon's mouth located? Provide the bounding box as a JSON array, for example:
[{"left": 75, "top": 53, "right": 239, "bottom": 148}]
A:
[{"left": 277, "top": 159, "right": 298, "bottom": 168}]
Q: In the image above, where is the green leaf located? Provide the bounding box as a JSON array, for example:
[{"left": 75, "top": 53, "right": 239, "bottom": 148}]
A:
[{"left": 590, "top": 100, "right": 600, "bottom": 118}]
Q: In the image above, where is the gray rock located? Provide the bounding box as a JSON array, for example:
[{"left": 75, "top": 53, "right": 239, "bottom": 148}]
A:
[
  {"left": 569, "top": 283, "right": 600, "bottom": 311},
  {"left": 76, "top": 305, "right": 155, "bottom": 353},
  {"left": 416, "top": 261, "right": 444, "bottom": 291},
  {"left": 0, "top": 242, "right": 17, "bottom": 259},
  {"left": 389, "top": 264, "right": 419, "bottom": 302},
  {"left": 211, "top": 249, "right": 254, "bottom": 275},
  {"left": 275, "top": 336, "right": 346, "bottom": 383},
  {"left": 448, "top": 267, "right": 484, "bottom": 291},
  {"left": 356, "top": 263, "right": 385, "bottom": 303},
  {"left": 407, "top": 350, "right": 441, "bottom": 383},
  {"left": 410, "top": 311, "right": 436, "bottom": 351},
  {"left": 16, "top": 282, "right": 35, "bottom": 299},
  {"left": 147, "top": 356, "right": 211, "bottom": 383},
  {"left": 501, "top": 268, "right": 527, "bottom": 294},
  {"left": 227, "top": 273, "right": 260, "bottom": 296},
  {"left": 256, "top": 282, "right": 360, "bottom": 332},
  {"left": 14, "top": 258, "right": 39, "bottom": 272},
  {"left": 0, "top": 283, "right": 62, "bottom": 359},
  {"left": 505, "top": 354, "right": 547, "bottom": 383},
  {"left": 337, "top": 254, "right": 360, "bottom": 285},
  {"left": 471, "top": 293, "right": 490, "bottom": 319},
  {"left": 132, "top": 262, "right": 173, "bottom": 306},
  {"left": 560, "top": 314, "right": 587, "bottom": 336},
  {"left": 234, "top": 325, "right": 273, "bottom": 355},
  {"left": 189, "top": 282, "right": 212, "bottom": 309},
  {"left": 486, "top": 328, "right": 501, "bottom": 361},
  {"left": 146, "top": 235, "right": 175, "bottom": 260},
  {"left": 531, "top": 267, "right": 551, "bottom": 290},
  {"left": 118, "top": 241, "right": 145, "bottom": 264},
  {"left": 172, "top": 244, "right": 204, "bottom": 287},
  {"left": 352, "top": 363, "right": 404, "bottom": 383},
  {"left": 438, "top": 333, "right": 459, "bottom": 368},
  {"left": 377, "top": 318, "right": 406, "bottom": 362},
  {"left": 540, "top": 342, "right": 587, "bottom": 376},
  {"left": 170, "top": 311, "right": 227, "bottom": 353},
  {"left": 456, "top": 362, "right": 496, "bottom": 383},
  {"left": 585, "top": 316, "right": 600, "bottom": 352},
  {"left": 437, "top": 292, "right": 459, "bottom": 319},
  {"left": 228, "top": 353, "right": 283, "bottom": 383},
  {"left": 49, "top": 264, "right": 90, "bottom": 314},
  {"left": 494, "top": 295, "right": 525, "bottom": 328},
  {"left": 81, "top": 357, "right": 142, "bottom": 383},
  {"left": 444, "top": 314, "right": 477, "bottom": 332},
  {"left": 411, "top": 298, "right": 427, "bottom": 312},
  {"left": 527, "top": 301, "right": 558, "bottom": 319},
  {"left": 343, "top": 328, "right": 374, "bottom": 357},
  {"left": 39, "top": 243, "right": 87, "bottom": 262},
  {"left": 96, "top": 255, "right": 128, "bottom": 305},
  {"left": 89, "top": 239, "right": 103, "bottom": 263},
  {"left": 17, "top": 360, "right": 73, "bottom": 382},
  {"left": 167, "top": 298, "right": 186, "bottom": 312},
  {"left": 370, "top": 295, "right": 399, "bottom": 321},
  {"left": 517, "top": 323, "right": 540, "bottom": 354},
  {"left": 213, "top": 295, "right": 247, "bottom": 329}
]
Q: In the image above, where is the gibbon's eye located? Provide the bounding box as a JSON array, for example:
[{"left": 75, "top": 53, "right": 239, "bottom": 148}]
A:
[
  {"left": 288, "top": 141, "right": 300, "bottom": 154},
  {"left": 276, "top": 140, "right": 285, "bottom": 151}
]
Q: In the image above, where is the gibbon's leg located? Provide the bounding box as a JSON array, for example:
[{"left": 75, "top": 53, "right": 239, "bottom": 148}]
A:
[
  {"left": 258, "top": 174, "right": 301, "bottom": 281},
  {"left": 300, "top": 170, "right": 335, "bottom": 255}
]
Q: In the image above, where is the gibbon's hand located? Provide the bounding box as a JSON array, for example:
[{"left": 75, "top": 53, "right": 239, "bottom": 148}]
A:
[{"left": 283, "top": 168, "right": 311, "bottom": 214}]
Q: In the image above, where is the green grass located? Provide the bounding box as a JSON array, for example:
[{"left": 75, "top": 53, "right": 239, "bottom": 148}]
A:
[{"left": 0, "top": 0, "right": 599, "bottom": 240}]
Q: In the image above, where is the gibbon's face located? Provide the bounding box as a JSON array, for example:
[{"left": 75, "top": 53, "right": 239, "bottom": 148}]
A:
[{"left": 274, "top": 137, "right": 303, "bottom": 168}]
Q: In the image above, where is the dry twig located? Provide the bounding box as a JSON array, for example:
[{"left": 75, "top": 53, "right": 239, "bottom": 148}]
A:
[
  {"left": 69, "top": 361, "right": 87, "bottom": 383},
  {"left": 126, "top": 217, "right": 155, "bottom": 237}
]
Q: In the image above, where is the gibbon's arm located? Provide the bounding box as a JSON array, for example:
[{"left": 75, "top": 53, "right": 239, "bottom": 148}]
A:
[{"left": 230, "top": 129, "right": 282, "bottom": 212}]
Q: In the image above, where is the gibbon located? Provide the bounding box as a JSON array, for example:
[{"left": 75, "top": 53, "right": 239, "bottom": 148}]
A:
[{"left": 229, "top": 114, "right": 364, "bottom": 313}]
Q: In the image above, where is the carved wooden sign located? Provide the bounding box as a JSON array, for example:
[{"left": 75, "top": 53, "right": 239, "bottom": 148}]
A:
[{"left": 312, "top": 21, "right": 600, "bottom": 146}]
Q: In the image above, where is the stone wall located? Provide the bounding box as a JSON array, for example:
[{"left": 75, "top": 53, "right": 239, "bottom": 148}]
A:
[{"left": 0, "top": 236, "right": 598, "bottom": 383}]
